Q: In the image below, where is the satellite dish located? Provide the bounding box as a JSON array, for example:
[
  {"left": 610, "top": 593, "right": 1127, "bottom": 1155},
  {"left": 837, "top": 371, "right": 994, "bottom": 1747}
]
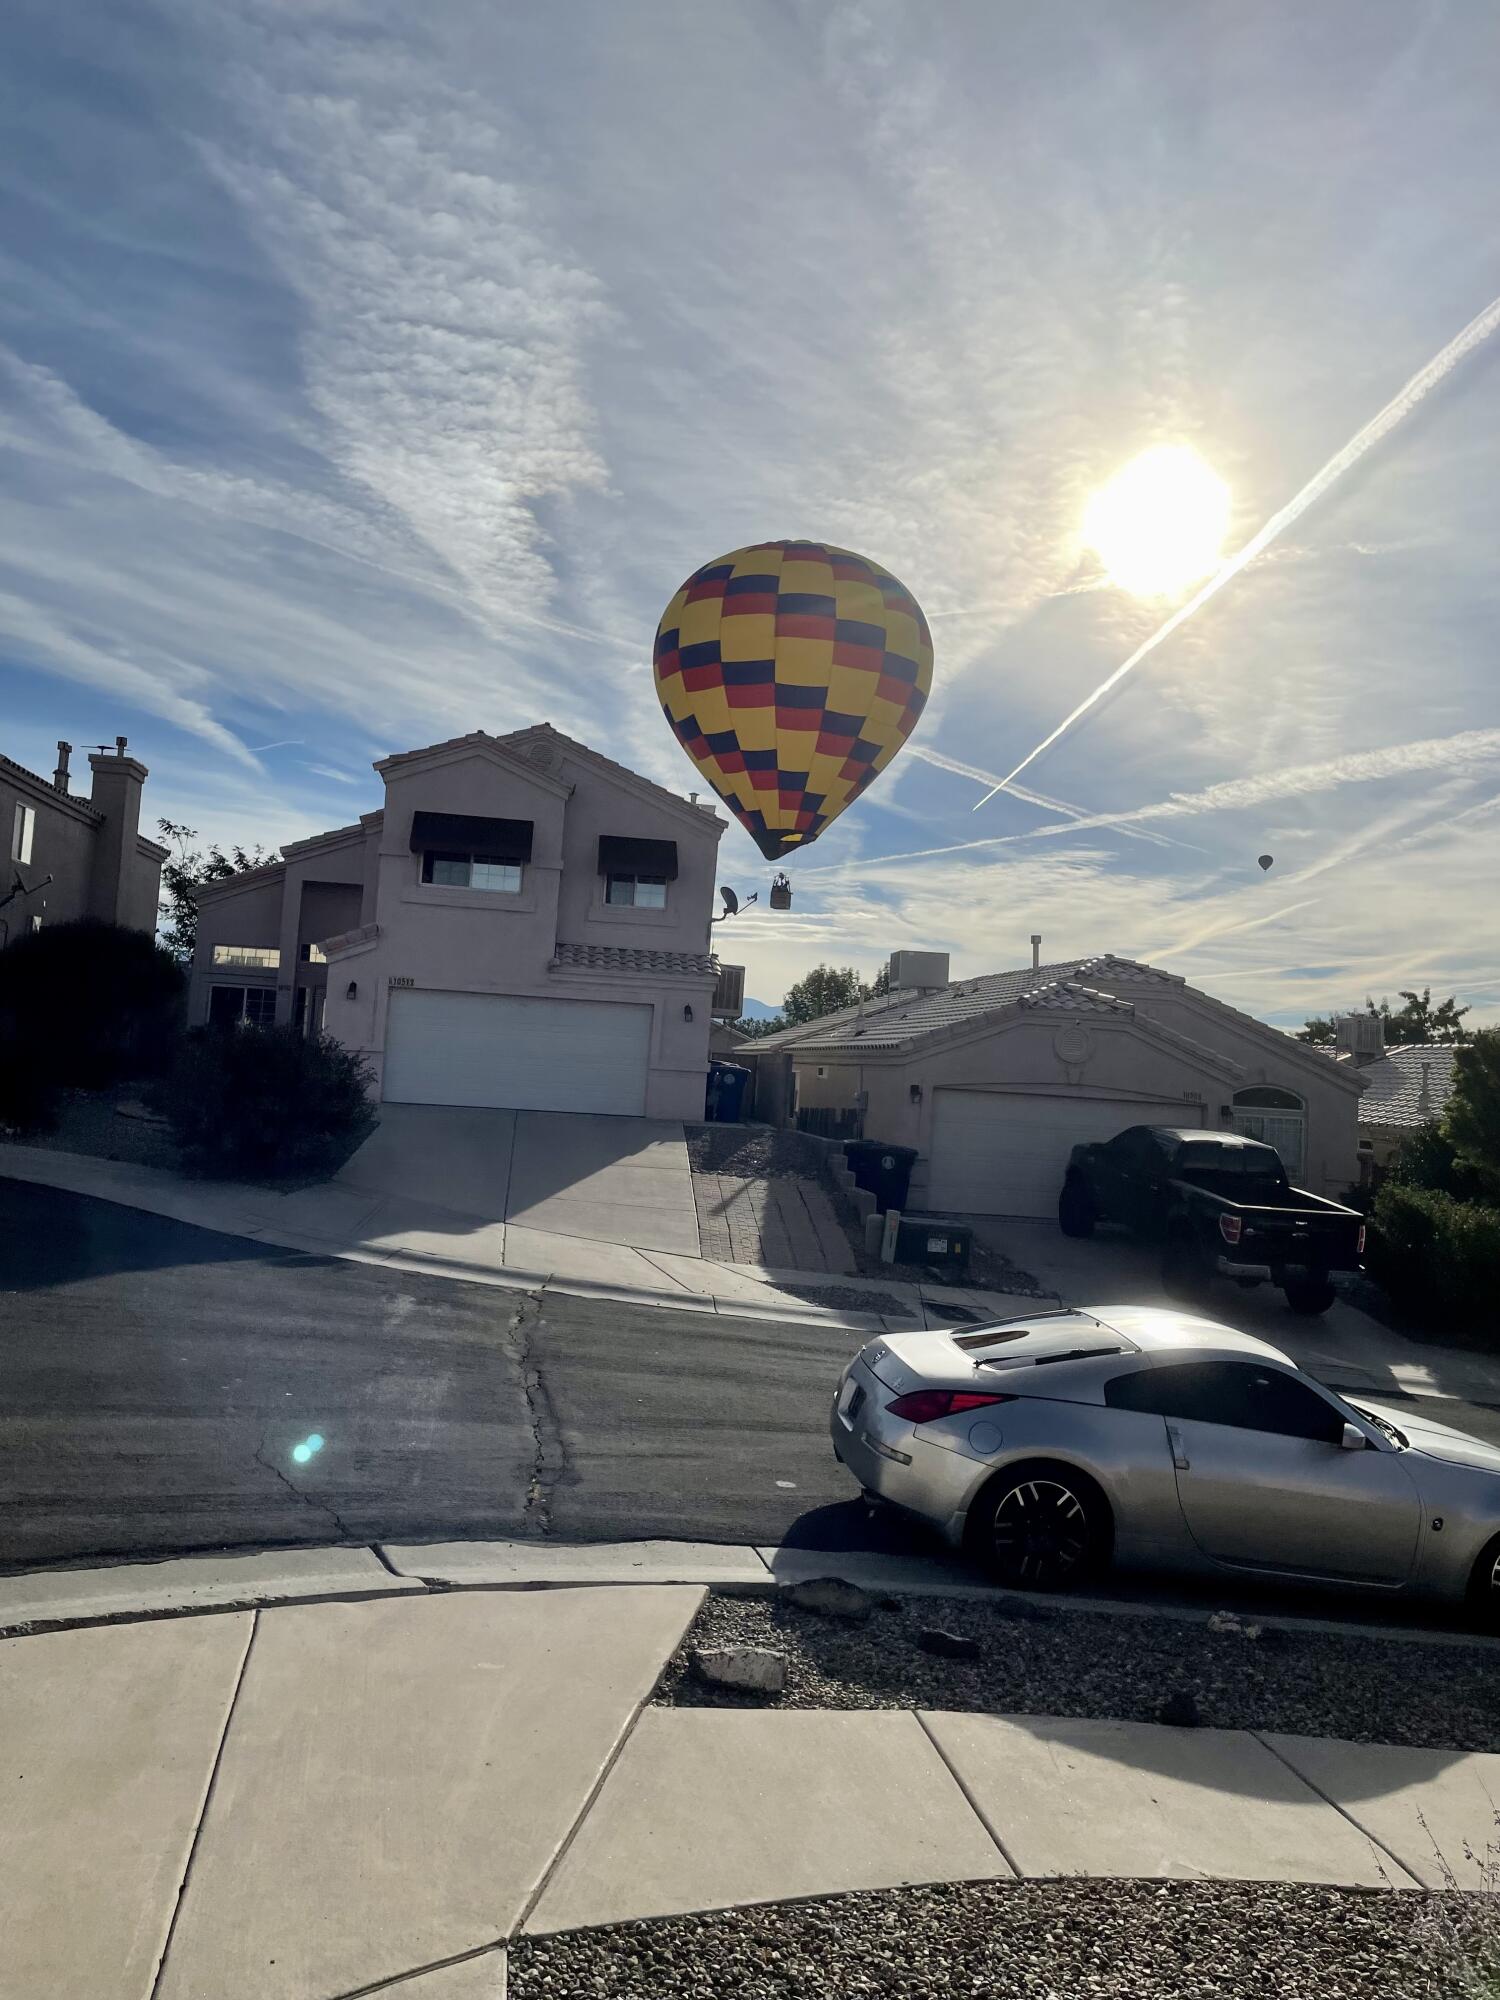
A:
[
  {"left": 1257, "top": 854, "right": 1274, "bottom": 872},
  {"left": 720, "top": 885, "right": 740, "bottom": 916}
]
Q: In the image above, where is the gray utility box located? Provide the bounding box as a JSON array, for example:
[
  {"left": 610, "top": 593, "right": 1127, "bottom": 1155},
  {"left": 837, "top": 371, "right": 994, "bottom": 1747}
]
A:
[{"left": 894, "top": 1215, "right": 971, "bottom": 1273}]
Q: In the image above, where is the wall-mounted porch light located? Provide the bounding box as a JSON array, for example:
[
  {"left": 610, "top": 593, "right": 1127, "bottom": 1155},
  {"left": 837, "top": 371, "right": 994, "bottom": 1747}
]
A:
[
  {"left": 346, "top": 981, "right": 358, "bottom": 1001},
  {"left": 683, "top": 1003, "right": 694, "bottom": 1022}
]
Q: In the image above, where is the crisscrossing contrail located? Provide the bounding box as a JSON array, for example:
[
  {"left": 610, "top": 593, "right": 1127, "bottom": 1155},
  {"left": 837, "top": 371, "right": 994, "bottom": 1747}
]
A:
[{"left": 975, "top": 289, "right": 1500, "bottom": 809}]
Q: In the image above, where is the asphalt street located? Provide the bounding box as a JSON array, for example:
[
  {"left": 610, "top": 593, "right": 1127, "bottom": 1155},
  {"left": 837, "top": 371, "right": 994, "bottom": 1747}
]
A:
[
  {"left": 0, "top": 1180, "right": 870, "bottom": 1566},
  {"left": 4, "top": 1181, "right": 1500, "bottom": 1634}
]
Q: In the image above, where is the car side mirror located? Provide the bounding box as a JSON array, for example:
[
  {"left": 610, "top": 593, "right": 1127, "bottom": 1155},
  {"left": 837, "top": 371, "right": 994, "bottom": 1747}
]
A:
[{"left": 1340, "top": 1422, "right": 1367, "bottom": 1451}]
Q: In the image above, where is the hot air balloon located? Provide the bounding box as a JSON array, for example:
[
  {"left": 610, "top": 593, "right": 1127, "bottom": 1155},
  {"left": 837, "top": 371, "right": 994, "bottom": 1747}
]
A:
[
  {"left": 653, "top": 541, "right": 933, "bottom": 861},
  {"left": 1257, "top": 854, "right": 1274, "bottom": 872}
]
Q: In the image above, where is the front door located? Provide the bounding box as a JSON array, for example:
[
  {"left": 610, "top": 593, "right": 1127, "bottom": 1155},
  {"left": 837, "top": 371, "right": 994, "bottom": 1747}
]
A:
[{"left": 1117, "top": 1360, "right": 1421, "bottom": 1583}]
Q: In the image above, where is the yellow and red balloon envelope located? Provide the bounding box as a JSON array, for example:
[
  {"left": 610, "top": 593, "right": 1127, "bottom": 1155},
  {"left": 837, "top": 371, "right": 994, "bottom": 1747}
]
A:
[{"left": 653, "top": 540, "right": 933, "bottom": 861}]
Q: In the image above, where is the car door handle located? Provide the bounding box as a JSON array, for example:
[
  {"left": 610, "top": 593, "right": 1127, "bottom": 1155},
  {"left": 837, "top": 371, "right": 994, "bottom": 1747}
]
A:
[{"left": 1167, "top": 1425, "right": 1190, "bottom": 1471}]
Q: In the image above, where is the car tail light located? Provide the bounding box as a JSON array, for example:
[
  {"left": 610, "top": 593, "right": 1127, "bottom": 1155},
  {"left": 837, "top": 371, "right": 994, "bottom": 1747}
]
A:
[
  {"left": 886, "top": 1390, "right": 1014, "bottom": 1424},
  {"left": 1218, "top": 1213, "right": 1243, "bottom": 1246},
  {"left": 1357, "top": 1223, "right": 1366, "bottom": 1256}
]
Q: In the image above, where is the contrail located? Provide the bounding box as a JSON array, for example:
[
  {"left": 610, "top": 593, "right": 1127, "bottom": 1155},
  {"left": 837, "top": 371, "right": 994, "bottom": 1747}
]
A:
[
  {"left": 907, "top": 742, "right": 1178, "bottom": 846},
  {"left": 975, "top": 289, "right": 1500, "bottom": 809}
]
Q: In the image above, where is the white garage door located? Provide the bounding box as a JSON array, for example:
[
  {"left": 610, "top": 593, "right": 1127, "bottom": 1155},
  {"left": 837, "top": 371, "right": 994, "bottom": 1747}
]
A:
[
  {"left": 382, "top": 990, "right": 652, "bottom": 1115},
  {"left": 927, "top": 1090, "right": 1179, "bottom": 1217}
]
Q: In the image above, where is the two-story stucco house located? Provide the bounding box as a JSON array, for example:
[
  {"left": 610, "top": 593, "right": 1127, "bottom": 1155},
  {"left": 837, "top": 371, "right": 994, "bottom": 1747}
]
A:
[
  {"left": 1, "top": 736, "right": 166, "bottom": 946},
  {"left": 189, "top": 725, "right": 725, "bottom": 1119}
]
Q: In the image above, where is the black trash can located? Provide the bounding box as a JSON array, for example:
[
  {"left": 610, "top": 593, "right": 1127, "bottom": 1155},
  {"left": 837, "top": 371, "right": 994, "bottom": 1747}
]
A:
[
  {"left": 705, "top": 1061, "right": 750, "bottom": 1122},
  {"left": 844, "top": 1139, "right": 918, "bottom": 1213}
]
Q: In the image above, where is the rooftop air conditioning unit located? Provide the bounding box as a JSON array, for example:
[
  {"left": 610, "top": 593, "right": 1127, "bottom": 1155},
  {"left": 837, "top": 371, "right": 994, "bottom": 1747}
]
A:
[
  {"left": 1334, "top": 1011, "right": 1385, "bottom": 1061},
  {"left": 888, "top": 950, "right": 950, "bottom": 993}
]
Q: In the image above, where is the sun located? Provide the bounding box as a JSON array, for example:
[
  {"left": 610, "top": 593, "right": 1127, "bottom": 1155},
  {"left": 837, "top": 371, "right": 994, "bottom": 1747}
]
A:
[{"left": 1082, "top": 444, "right": 1230, "bottom": 599}]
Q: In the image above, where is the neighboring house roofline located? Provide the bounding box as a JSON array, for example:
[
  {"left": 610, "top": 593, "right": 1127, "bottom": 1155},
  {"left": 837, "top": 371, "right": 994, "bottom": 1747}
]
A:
[
  {"left": 1356, "top": 1042, "right": 1460, "bottom": 1130},
  {"left": 498, "top": 723, "right": 728, "bottom": 837},
  {"left": 780, "top": 949, "right": 1362, "bottom": 1095},
  {"left": 0, "top": 750, "right": 104, "bottom": 827},
  {"left": 194, "top": 859, "right": 288, "bottom": 903},
  {"left": 279, "top": 821, "right": 369, "bottom": 861},
  {"left": 135, "top": 833, "right": 170, "bottom": 863},
  {"left": 375, "top": 730, "right": 577, "bottom": 801}
]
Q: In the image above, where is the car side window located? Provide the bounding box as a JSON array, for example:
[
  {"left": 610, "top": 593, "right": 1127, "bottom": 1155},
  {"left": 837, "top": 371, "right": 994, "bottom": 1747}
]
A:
[{"left": 1105, "top": 1362, "right": 1344, "bottom": 1444}]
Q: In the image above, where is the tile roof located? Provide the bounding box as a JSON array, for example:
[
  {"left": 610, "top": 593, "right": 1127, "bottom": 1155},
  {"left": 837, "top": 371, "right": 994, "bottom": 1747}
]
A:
[
  {"left": 787, "top": 955, "right": 1178, "bottom": 1052},
  {"left": 1357, "top": 1044, "right": 1461, "bottom": 1130},
  {"left": 552, "top": 941, "right": 716, "bottom": 978},
  {"left": 0, "top": 750, "right": 103, "bottom": 823}
]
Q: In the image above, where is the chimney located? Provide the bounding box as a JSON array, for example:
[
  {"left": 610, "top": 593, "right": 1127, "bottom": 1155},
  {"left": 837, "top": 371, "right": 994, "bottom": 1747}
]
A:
[
  {"left": 53, "top": 742, "right": 72, "bottom": 794},
  {"left": 1031, "top": 933, "right": 1042, "bottom": 970},
  {"left": 87, "top": 739, "right": 151, "bottom": 926}
]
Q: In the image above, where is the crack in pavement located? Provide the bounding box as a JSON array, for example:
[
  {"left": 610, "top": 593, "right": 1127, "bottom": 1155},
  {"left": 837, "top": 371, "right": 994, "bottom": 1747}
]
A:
[
  {"left": 505, "top": 1286, "right": 567, "bottom": 1537},
  {"left": 252, "top": 1433, "right": 359, "bottom": 1542}
]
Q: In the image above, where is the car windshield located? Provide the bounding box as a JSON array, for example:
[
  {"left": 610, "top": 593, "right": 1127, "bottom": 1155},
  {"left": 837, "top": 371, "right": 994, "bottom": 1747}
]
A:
[{"left": 1172, "top": 1143, "right": 1289, "bottom": 1202}]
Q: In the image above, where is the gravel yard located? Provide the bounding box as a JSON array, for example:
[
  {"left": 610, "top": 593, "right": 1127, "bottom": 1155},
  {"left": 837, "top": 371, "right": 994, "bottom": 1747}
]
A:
[
  {"left": 14, "top": 1084, "right": 182, "bottom": 1171},
  {"left": 511, "top": 1877, "right": 1495, "bottom": 1999},
  {"left": 656, "top": 1590, "right": 1500, "bottom": 1750}
]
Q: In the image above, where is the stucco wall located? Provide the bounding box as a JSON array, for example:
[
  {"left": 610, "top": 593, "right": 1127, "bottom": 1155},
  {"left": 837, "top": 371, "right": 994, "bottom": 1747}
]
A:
[
  {"left": 189, "top": 871, "right": 287, "bottom": 1024},
  {"left": 0, "top": 769, "right": 97, "bottom": 939}
]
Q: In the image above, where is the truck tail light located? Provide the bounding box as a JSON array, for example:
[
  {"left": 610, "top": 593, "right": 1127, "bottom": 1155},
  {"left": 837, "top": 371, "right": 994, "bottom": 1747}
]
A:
[
  {"left": 886, "top": 1390, "right": 1015, "bottom": 1424},
  {"left": 1218, "top": 1213, "right": 1243, "bottom": 1247},
  {"left": 1357, "top": 1223, "right": 1366, "bottom": 1256}
]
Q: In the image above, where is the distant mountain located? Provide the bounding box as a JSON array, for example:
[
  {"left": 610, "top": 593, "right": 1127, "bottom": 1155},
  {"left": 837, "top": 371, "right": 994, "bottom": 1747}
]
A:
[{"left": 737, "top": 996, "right": 780, "bottom": 1020}]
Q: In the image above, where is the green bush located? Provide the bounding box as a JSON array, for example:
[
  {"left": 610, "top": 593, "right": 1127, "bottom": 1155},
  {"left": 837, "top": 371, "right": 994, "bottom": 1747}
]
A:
[
  {"left": 164, "top": 1025, "right": 375, "bottom": 1179},
  {"left": 1367, "top": 1181, "right": 1500, "bottom": 1330},
  {"left": 0, "top": 1036, "right": 61, "bottom": 1135},
  {"left": 0, "top": 919, "right": 185, "bottom": 1089},
  {"left": 1384, "top": 1123, "right": 1484, "bottom": 1202}
]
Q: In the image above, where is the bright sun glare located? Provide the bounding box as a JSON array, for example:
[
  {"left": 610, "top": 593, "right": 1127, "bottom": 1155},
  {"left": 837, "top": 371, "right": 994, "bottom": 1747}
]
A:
[{"left": 1082, "top": 443, "right": 1230, "bottom": 599}]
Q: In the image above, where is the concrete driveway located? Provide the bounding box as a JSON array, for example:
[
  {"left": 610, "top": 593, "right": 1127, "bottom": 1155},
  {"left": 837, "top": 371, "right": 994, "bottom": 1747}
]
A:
[
  {"left": 334, "top": 1106, "right": 701, "bottom": 1255},
  {"left": 968, "top": 1214, "right": 1500, "bottom": 1406}
]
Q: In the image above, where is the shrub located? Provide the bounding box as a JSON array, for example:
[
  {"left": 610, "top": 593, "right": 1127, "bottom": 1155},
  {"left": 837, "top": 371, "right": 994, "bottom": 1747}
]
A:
[
  {"left": 0, "top": 1034, "right": 61, "bottom": 1134},
  {"left": 1367, "top": 1180, "right": 1500, "bottom": 1331},
  {"left": 1385, "top": 1123, "right": 1484, "bottom": 1202},
  {"left": 1448, "top": 1028, "right": 1500, "bottom": 1203},
  {"left": 0, "top": 919, "right": 185, "bottom": 1089},
  {"left": 164, "top": 1025, "right": 375, "bottom": 1179}
]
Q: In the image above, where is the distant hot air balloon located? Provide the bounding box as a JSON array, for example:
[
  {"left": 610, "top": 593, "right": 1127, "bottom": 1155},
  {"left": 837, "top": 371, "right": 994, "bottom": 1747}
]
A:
[
  {"left": 653, "top": 541, "right": 933, "bottom": 860},
  {"left": 1257, "top": 854, "right": 1274, "bottom": 872}
]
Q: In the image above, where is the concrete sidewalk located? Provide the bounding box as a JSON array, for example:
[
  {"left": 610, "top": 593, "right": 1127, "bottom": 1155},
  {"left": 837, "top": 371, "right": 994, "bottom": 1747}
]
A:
[
  {"left": 6, "top": 1565, "right": 1497, "bottom": 2000},
  {"left": 0, "top": 1140, "right": 1035, "bottom": 1333}
]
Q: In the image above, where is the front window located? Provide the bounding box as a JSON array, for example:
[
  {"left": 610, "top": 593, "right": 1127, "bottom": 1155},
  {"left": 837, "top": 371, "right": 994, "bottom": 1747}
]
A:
[
  {"left": 1232, "top": 1086, "right": 1305, "bottom": 1178},
  {"left": 1172, "top": 1141, "right": 1289, "bottom": 1203},
  {"left": 212, "top": 944, "right": 281, "bottom": 969},
  {"left": 605, "top": 873, "right": 667, "bottom": 909},
  {"left": 11, "top": 803, "right": 34, "bottom": 864},
  {"left": 208, "top": 985, "right": 276, "bottom": 1028},
  {"left": 421, "top": 850, "right": 522, "bottom": 893}
]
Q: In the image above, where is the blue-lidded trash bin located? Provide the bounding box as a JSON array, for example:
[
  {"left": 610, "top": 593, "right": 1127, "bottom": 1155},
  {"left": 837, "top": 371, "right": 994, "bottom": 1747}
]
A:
[
  {"left": 705, "top": 1061, "right": 750, "bottom": 1122},
  {"left": 843, "top": 1139, "right": 918, "bottom": 1213}
]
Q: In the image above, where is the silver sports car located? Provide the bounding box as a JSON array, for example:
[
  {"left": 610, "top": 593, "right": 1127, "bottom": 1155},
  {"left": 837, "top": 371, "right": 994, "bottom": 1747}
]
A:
[{"left": 830, "top": 1304, "right": 1500, "bottom": 1623}]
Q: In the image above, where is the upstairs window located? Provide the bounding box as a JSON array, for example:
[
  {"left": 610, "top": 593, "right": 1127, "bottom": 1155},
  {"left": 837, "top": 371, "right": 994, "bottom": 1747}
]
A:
[
  {"left": 11, "top": 803, "right": 34, "bottom": 864},
  {"left": 212, "top": 944, "right": 280, "bottom": 969},
  {"left": 421, "top": 851, "right": 522, "bottom": 893},
  {"left": 299, "top": 942, "right": 328, "bottom": 963},
  {"left": 605, "top": 872, "right": 667, "bottom": 909}
]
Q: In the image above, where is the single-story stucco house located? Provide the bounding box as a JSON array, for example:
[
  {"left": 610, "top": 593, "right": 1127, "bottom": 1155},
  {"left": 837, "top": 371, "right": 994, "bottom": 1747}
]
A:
[
  {"left": 189, "top": 724, "right": 726, "bottom": 1120},
  {"left": 742, "top": 948, "right": 1365, "bottom": 1214}
]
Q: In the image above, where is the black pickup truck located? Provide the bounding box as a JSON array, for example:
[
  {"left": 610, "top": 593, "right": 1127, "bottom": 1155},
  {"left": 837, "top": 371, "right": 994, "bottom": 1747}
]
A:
[{"left": 1058, "top": 1125, "right": 1365, "bottom": 1315}]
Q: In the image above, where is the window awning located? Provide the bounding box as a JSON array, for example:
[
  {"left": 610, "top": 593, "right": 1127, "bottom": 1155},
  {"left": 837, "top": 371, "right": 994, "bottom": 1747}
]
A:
[
  {"left": 410, "top": 811, "right": 533, "bottom": 861},
  {"left": 598, "top": 834, "right": 678, "bottom": 880}
]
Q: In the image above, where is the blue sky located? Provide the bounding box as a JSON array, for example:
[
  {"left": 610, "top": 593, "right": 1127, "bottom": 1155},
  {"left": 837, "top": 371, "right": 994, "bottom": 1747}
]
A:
[{"left": 3, "top": 0, "right": 1498, "bottom": 1023}]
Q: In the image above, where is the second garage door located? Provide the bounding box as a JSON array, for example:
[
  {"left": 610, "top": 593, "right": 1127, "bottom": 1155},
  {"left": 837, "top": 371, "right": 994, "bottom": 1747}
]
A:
[
  {"left": 927, "top": 1089, "right": 1177, "bottom": 1217},
  {"left": 382, "top": 989, "right": 652, "bottom": 1115}
]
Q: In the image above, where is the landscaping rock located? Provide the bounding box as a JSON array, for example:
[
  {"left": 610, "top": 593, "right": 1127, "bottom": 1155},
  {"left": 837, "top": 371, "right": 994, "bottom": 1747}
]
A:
[
  {"left": 916, "top": 1627, "right": 982, "bottom": 1661},
  {"left": 1208, "top": 1611, "right": 1264, "bottom": 1640},
  {"left": 780, "top": 1577, "right": 875, "bottom": 1622},
  {"left": 1157, "top": 1688, "right": 1204, "bottom": 1729},
  {"left": 690, "top": 1646, "right": 787, "bottom": 1695}
]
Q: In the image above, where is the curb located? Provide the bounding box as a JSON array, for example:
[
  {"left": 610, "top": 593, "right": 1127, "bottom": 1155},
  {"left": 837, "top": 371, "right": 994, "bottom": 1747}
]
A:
[{"left": 4, "top": 1537, "right": 1497, "bottom": 1652}]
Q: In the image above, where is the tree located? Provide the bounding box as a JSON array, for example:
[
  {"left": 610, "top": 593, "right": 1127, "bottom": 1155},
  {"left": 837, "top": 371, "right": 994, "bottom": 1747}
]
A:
[
  {"left": 1298, "top": 991, "right": 1469, "bottom": 1047},
  {"left": 731, "top": 1014, "right": 786, "bottom": 1039},
  {"left": 1445, "top": 1028, "right": 1500, "bottom": 1202},
  {"left": 779, "top": 963, "right": 892, "bottom": 1028},
  {"left": 0, "top": 918, "right": 185, "bottom": 1095},
  {"left": 158, "top": 820, "right": 273, "bottom": 960}
]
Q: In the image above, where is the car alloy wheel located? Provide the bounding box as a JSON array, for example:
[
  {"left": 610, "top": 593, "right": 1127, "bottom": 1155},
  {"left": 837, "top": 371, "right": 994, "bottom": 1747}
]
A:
[{"left": 987, "top": 1476, "right": 1092, "bottom": 1588}]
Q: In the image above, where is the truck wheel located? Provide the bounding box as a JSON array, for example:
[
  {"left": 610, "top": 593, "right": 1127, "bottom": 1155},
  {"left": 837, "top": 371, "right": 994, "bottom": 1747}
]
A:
[
  {"left": 1283, "top": 1274, "right": 1336, "bottom": 1315},
  {"left": 1162, "top": 1231, "right": 1213, "bottom": 1303},
  {"left": 1058, "top": 1178, "right": 1094, "bottom": 1239}
]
